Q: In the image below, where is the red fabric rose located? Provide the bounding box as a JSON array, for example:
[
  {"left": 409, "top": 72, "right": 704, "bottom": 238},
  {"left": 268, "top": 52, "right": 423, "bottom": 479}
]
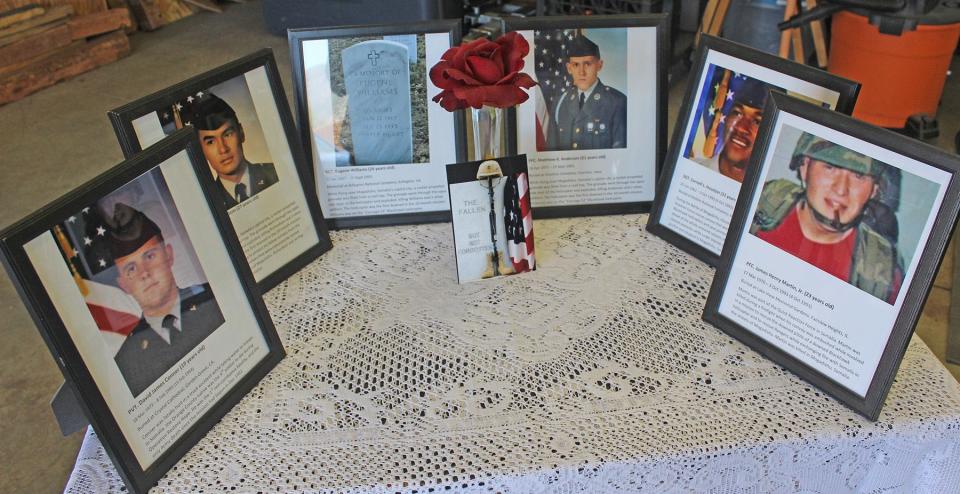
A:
[{"left": 429, "top": 32, "right": 538, "bottom": 111}]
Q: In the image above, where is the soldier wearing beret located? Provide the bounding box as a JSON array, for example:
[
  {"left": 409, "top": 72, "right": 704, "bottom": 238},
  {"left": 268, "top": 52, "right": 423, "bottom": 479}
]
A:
[
  {"left": 186, "top": 93, "right": 279, "bottom": 208},
  {"left": 750, "top": 133, "right": 903, "bottom": 303},
  {"left": 546, "top": 35, "right": 627, "bottom": 151},
  {"left": 109, "top": 203, "right": 224, "bottom": 397},
  {"left": 695, "top": 77, "right": 770, "bottom": 183}
]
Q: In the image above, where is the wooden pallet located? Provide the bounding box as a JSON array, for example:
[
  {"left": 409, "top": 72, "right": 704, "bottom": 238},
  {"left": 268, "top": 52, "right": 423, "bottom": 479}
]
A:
[{"left": 0, "top": 0, "right": 135, "bottom": 104}]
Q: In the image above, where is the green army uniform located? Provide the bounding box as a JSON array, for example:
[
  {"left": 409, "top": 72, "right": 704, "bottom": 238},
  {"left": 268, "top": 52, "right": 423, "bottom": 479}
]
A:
[
  {"left": 549, "top": 81, "right": 627, "bottom": 151},
  {"left": 545, "top": 34, "right": 628, "bottom": 151},
  {"left": 750, "top": 133, "right": 902, "bottom": 301}
]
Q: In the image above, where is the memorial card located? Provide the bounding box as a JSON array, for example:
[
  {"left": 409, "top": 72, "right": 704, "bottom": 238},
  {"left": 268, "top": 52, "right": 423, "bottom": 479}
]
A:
[
  {"left": 704, "top": 93, "right": 960, "bottom": 420},
  {"left": 109, "top": 49, "right": 331, "bottom": 292},
  {"left": 289, "top": 21, "right": 465, "bottom": 228},
  {"left": 505, "top": 14, "right": 668, "bottom": 218},
  {"left": 447, "top": 155, "right": 536, "bottom": 283},
  {"left": 647, "top": 36, "right": 859, "bottom": 266},
  {"left": 0, "top": 129, "right": 284, "bottom": 493}
]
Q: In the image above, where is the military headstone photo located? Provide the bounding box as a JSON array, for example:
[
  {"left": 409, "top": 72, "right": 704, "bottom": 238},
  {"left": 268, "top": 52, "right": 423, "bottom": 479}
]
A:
[{"left": 342, "top": 40, "right": 414, "bottom": 165}]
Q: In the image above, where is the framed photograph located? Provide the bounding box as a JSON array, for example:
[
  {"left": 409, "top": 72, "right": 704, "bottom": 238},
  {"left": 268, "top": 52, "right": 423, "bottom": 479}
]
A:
[
  {"left": 108, "top": 49, "right": 332, "bottom": 292},
  {"left": 0, "top": 129, "right": 285, "bottom": 493},
  {"left": 447, "top": 155, "right": 535, "bottom": 283},
  {"left": 503, "top": 14, "right": 668, "bottom": 218},
  {"left": 704, "top": 93, "right": 960, "bottom": 420},
  {"left": 647, "top": 35, "right": 860, "bottom": 266},
  {"left": 289, "top": 20, "right": 466, "bottom": 229}
]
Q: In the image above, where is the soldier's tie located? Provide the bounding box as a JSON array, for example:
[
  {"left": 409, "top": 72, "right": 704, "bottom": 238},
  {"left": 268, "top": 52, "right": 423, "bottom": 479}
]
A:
[
  {"left": 162, "top": 315, "right": 179, "bottom": 343},
  {"left": 579, "top": 92, "right": 585, "bottom": 110},
  {"left": 236, "top": 183, "right": 248, "bottom": 203}
]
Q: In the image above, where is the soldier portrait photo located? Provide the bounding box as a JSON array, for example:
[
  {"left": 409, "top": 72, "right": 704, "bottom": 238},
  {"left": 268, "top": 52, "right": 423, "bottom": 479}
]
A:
[
  {"left": 534, "top": 28, "right": 628, "bottom": 152},
  {"left": 749, "top": 127, "right": 939, "bottom": 304},
  {"left": 683, "top": 66, "right": 784, "bottom": 183},
  {"left": 156, "top": 79, "right": 280, "bottom": 209},
  {"left": 52, "top": 169, "right": 224, "bottom": 397}
]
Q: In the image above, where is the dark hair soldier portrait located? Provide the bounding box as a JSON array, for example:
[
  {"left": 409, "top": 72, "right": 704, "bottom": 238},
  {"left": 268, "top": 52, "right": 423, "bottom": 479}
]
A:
[
  {"left": 156, "top": 84, "right": 280, "bottom": 209},
  {"left": 684, "top": 66, "right": 785, "bottom": 184}
]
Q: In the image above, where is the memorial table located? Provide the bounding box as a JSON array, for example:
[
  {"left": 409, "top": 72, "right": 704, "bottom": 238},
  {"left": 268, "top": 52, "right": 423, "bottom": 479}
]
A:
[{"left": 65, "top": 215, "right": 960, "bottom": 493}]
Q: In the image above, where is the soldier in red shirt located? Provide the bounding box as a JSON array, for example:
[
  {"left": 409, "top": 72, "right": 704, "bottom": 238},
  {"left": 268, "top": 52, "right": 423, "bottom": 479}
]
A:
[{"left": 751, "top": 133, "right": 903, "bottom": 303}]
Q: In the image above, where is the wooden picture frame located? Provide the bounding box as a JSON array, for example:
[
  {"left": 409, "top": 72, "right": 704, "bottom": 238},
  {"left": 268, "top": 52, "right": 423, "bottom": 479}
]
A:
[
  {"left": 647, "top": 35, "right": 860, "bottom": 266},
  {"left": 108, "top": 49, "right": 332, "bottom": 292},
  {"left": 504, "top": 14, "right": 669, "bottom": 218},
  {"left": 704, "top": 93, "right": 960, "bottom": 420},
  {"left": 0, "top": 129, "right": 285, "bottom": 493},
  {"left": 289, "top": 20, "right": 466, "bottom": 229}
]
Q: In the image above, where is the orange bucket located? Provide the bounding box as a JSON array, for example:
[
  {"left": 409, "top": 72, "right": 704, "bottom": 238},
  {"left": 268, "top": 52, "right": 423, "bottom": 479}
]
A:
[{"left": 828, "top": 10, "right": 960, "bottom": 128}]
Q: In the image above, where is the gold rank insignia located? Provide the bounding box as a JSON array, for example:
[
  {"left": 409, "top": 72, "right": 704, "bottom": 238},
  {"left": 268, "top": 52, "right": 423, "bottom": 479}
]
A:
[
  {"left": 141, "top": 340, "right": 149, "bottom": 350},
  {"left": 190, "top": 305, "right": 197, "bottom": 311}
]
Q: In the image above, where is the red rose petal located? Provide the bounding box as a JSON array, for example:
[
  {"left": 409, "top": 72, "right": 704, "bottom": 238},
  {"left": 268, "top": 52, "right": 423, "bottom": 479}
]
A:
[
  {"left": 465, "top": 55, "right": 504, "bottom": 85},
  {"left": 496, "top": 32, "right": 529, "bottom": 73},
  {"left": 429, "top": 61, "right": 455, "bottom": 89},
  {"left": 442, "top": 67, "right": 482, "bottom": 86}
]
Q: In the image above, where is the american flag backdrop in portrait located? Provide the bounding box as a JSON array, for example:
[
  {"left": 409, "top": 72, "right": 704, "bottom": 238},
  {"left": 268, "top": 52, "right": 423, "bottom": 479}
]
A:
[
  {"left": 533, "top": 29, "right": 580, "bottom": 151},
  {"left": 155, "top": 89, "right": 214, "bottom": 134},
  {"left": 504, "top": 172, "right": 535, "bottom": 272},
  {"left": 683, "top": 66, "right": 784, "bottom": 160},
  {"left": 53, "top": 206, "right": 142, "bottom": 352}
]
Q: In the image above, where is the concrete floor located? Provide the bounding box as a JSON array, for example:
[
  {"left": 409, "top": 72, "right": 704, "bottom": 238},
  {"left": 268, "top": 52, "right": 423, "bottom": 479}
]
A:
[{"left": 0, "top": 2, "right": 957, "bottom": 492}]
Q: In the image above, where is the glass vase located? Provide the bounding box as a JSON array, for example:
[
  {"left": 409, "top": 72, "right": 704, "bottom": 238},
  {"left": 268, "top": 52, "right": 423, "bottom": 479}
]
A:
[{"left": 470, "top": 105, "right": 505, "bottom": 161}]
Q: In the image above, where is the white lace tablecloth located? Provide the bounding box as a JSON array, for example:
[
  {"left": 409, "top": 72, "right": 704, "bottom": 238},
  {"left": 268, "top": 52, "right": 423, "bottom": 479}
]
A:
[{"left": 65, "top": 215, "right": 960, "bottom": 493}]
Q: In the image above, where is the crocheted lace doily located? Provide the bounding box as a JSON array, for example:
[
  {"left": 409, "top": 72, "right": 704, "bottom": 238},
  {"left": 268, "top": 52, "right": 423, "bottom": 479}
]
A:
[{"left": 66, "top": 215, "right": 960, "bottom": 493}]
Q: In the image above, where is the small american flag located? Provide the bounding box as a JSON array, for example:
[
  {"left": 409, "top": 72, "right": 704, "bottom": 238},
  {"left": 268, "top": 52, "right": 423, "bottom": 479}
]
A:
[{"left": 504, "top": 172, "right": 535, "bottom": 272}]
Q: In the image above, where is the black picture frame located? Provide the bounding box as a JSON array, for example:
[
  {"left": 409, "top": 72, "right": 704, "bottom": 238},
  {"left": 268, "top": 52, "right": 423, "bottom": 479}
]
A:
[
  {"left": 502, "top": 14, "right": 669, "bottom": 218},
  {"left": 108, "top": 49, "right": 332, "bottom": 292},
  {"left": 647, "top": 35, "right": 860, "bottom": 267},
  {"left": 0, "top": 129, "right": 286, "bottom": 493},
  {"left": 703, "top": 92, "right": 960, "bottom": 420},
  {"left": 288, "top": 20, "right": 466, "bottom": 229}
]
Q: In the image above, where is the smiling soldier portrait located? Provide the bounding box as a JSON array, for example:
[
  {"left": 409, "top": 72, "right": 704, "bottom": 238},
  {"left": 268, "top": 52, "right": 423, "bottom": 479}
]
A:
[
  {"left": 694, "top": 77, "right": 769, "bottom": 183},
  {"left": 185, "top": 93, "right": 279, "bottom": 208},
  {"left": 750, "top": 133, "right": 904, "bottom": 303}
]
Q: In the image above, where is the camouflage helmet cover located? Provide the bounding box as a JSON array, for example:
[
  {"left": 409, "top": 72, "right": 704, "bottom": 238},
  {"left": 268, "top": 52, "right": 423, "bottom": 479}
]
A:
[{"left": 790, "top": 132, "right": 882, "bottom": 177}]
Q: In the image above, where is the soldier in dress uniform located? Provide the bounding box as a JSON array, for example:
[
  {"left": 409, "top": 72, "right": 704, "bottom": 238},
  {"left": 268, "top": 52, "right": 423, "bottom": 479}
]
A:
[
  {"left": 185, "top": 93, "right": 279, "bottom": 208},
  {"left": 750, "top": 133, "right": 903, "bottom": 303},
  {"left": 546, "top": 35, "right": 627, "bottom": 151},
  {"left": 109, "top": 203, "right": 225, "bottom": 397}
]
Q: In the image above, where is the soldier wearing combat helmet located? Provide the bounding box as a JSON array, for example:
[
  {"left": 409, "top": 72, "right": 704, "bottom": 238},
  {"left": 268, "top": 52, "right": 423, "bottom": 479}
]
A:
[
  {"left": 751, "top": 132, "right": 903, "bottom": 303},
  {"left": 546, "top": 34, "right": 627, "bottom": 151}
]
